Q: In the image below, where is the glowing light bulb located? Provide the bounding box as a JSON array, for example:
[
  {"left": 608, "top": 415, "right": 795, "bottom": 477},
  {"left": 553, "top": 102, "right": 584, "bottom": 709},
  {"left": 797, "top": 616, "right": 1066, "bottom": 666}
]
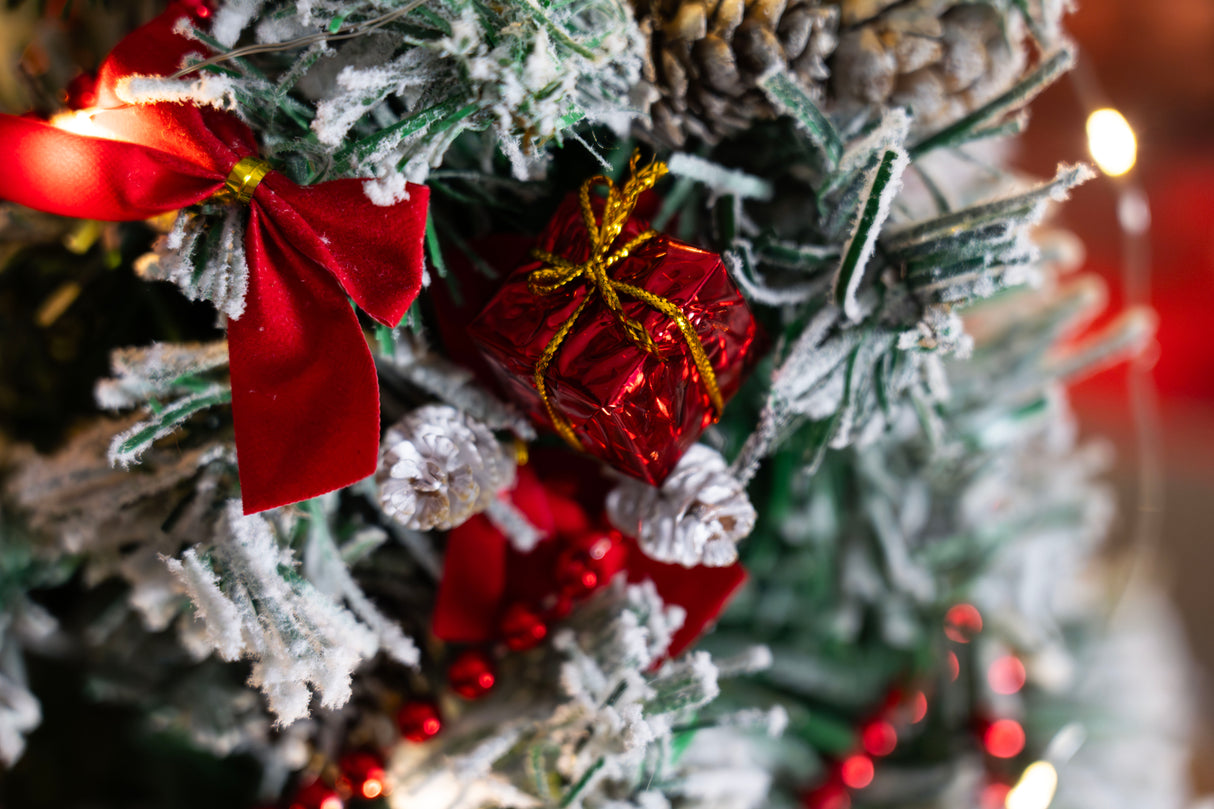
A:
[
  {"left": 49, "top": 109, "right": 107, "bottom": 138},
  {"left": 944, "top": 604, "right": 983, "bottom": 643},
  {"left": 988, "top": 655, "right": 1027, "bottom": 695},
  {"left": 840, "top": 755, "right": 875, "bottom": 789},
  {"left": 1005, "top": 761, "right": 1059, "bottom": 809},
  {"left": 1086, "top": 108, "right": 1137, "bottom": 177},
  {"left": 362, "top": 777, "right": 384, "bottom": 799},
  {"left": 984, "top": 719, "right": 1026, "bottom": 759},
  {"left": 861, "top": 720, "right": 898, "bottom": 757}
]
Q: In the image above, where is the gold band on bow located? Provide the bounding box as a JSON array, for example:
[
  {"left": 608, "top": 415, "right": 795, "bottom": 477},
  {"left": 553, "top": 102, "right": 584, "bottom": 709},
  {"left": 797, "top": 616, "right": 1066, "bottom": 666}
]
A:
[
  {"left": 528, "top": 152, "right": 724, "bottom": 450},
  {"left": 214, "top": 156, "right": 271, "bottom": 205}
]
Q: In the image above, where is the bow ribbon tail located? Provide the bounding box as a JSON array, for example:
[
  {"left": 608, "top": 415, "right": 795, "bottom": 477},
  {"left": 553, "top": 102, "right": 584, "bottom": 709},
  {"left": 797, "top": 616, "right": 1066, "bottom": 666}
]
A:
[
  {"left": 229, "top": 175, "right": 428, "bottom": 513},
  {"left": 228, "top": 205, "right": 382, "bottom": 513}
]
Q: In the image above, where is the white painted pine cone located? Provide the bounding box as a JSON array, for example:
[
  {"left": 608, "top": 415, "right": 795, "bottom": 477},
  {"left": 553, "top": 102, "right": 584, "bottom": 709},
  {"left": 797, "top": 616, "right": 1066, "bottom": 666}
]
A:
[
  {"left": 378, "top": 405, "right": 514, "bottom": 531},
  {"left": 607, "top": 444, "right": 756, "bottom": 567}
]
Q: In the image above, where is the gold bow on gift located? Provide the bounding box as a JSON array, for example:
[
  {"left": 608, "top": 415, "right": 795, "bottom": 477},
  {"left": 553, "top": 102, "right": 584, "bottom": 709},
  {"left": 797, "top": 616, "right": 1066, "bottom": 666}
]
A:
[{"left": 528, "top": 152, "right": 724, "bottom": 450}]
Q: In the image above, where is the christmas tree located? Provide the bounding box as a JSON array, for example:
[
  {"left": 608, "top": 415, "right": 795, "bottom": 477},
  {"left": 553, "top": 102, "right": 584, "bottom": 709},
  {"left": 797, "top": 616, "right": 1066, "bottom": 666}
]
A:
[{"left": 0, "top": 1, "right": 1197, "bottom": 808}]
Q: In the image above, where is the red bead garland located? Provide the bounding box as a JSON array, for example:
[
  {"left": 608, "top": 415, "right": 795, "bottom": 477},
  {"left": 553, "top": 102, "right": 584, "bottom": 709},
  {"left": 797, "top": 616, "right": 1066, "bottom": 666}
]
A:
[
  {"left": 397, "top": 700, "right": 443, "bottom": 743},
  {"left": 336, "top": 751, "right": 389, "bottom": 801},
  {"left": 500, "top": 603, "right": 549, "bottom": 651},
  {"left": 448, "top": 649, "right": 497, "bottom": 699},
  {"left": 290, "top": 777, "right": 344, "bottom": 809}
]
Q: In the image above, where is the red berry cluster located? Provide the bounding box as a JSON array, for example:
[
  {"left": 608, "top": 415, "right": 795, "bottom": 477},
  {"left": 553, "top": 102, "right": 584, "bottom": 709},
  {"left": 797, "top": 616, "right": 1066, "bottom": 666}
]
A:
[{"left": 280, "top": 751, "right": 390, "bottom": 809}]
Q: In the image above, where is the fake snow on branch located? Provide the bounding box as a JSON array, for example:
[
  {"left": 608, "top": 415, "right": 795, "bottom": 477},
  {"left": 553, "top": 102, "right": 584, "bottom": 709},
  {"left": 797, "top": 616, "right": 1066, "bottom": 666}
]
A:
[
  {"left": 386, "top": 580, "right": 778, "bottom": 809},
  {"left": 96, "top": 341, "right": 233, "bottom": 469},
  {"left": 166, "top": 502, "right": 418, "bottom": 725}
]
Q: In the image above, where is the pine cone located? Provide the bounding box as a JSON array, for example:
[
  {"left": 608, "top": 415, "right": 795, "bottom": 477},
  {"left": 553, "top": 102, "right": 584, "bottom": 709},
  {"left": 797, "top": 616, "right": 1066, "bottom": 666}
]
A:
[
  {"left": 829, "top": 0, "right": 1026, "bottom": 132},
  {"left": 634, "top": 0, "right": 839, "bottom": 146},
  {"left": 607, "top": 444, "right": 756, "bottom": 568},
  {"left": 377, "top": 405, "right": 514, "bottom": 532}
]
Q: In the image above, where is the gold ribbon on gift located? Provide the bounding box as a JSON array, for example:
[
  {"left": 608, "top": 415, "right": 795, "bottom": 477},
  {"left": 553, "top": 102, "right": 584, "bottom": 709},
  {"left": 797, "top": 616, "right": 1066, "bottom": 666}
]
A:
[
  {"left": 212, "top": 156, "right": 271, "bottom": 205},
  {"left": 528, "top": 152, "right": 724, "bottom": 450}
]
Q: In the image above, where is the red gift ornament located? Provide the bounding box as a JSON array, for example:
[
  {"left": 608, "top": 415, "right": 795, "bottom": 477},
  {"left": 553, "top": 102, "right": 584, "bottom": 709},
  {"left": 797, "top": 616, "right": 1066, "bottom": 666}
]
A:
[
  {"left": 469, "top": 153, "right": 757, "bottom": 485},
  {"left": 0, "top": 2, "right": 429, "bottom": 514}
]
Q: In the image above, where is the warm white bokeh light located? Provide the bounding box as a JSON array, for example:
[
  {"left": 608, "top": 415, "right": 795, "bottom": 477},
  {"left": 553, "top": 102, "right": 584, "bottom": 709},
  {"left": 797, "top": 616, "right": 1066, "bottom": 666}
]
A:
[
  {"left": 49, "top": 109, "right": 106, "bottom": 138},
  {"left": 1005, "top": 761, "right": 1059, "bottom": 809},
  {"left": 1086, "top": 108, "right": 1138, "bottom": 177}
]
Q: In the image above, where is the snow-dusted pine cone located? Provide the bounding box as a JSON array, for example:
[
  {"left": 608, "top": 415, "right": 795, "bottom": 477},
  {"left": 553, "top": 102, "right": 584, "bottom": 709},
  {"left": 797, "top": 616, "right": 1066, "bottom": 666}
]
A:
[
  {"left": 377, "top": 405, "right": 514, "bottom": 532},
  {"left": 607, "top": 444, "right": 756, "bottom": 568},
  {"left": 830, "top": 0, "right": 1026, "bottom": 133},
  {"left": 633, "top": 0, "right": 839, "bottom": 146}
]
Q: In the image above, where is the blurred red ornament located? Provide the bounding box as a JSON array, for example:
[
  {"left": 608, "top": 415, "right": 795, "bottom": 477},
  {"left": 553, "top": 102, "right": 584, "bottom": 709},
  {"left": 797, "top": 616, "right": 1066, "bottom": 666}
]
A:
[
  {"left": 910, "top": 691, "right": 929, "bottom": 723},
  {"left": 555, "top": 532, "right": 619, "bottom": 598},
  {"left": 980, "top": 782, "right": 1012, "bottom": 809},
  {"left": 803, "top": 782, "right": 851, "bottom": 809},
  {"left": 861, "top": 719, "right": 898, "bottom": 757},
  {"left": 988, "top": 655, "right": 1027, "bottom": 695},
  {"left": 448, "top": 649, "right": 497, "bottom": 699},
  {"left": 984, "top": 719, "right": 1026, "bottom": 759},
  {"left": 397, "top": 700, "right": 442, "bottom": 743},
  {"left": 944, "top": 604, "right": 983, "bottom": 643},
  {"left": 469, "top": 156, "right": 757, "bottom": 486},
  {"left": 500, "top": 603, "right": 549, "bottom": 651},
  {"left": 290, "top": 778, "right": 344, "bottom": 809},
  {"left": 336, "top": 751, "right": 389, "bottom": 801},
  {"left": 840, "top": 755, "right": 875, "bottom": 789},
  {"left": 947, "top": 651, "right": 961, "bottom": 682}
]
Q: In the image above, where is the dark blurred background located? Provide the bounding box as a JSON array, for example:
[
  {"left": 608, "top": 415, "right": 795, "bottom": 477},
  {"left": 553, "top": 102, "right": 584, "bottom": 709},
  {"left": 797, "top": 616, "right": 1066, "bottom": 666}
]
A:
[{"left": 1014, "top": 0, "right": 1214, "bottom": 794}]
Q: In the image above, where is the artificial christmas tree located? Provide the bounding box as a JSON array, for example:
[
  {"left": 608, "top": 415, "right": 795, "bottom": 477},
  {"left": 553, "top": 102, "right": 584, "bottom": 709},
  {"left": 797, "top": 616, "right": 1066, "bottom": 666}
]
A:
[{"left": 0, "top": 1, "right": 1197, "bottom": 808}]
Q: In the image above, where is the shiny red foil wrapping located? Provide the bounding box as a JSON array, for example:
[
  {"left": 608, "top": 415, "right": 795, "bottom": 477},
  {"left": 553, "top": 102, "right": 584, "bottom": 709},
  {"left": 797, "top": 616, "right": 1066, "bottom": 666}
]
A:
[{"left": 469, "top": 193, "right": 758, "bottom": 485}]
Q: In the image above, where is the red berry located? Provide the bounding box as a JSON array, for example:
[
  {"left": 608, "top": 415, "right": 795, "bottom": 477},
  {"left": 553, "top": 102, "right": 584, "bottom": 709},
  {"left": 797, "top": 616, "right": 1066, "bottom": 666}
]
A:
[
  {"left": 555, "top": 549, "right": 600, "bottom": 598},
  {"left": 336, "top": 751, "right": 389, "bottom": 801},
  {"left": 290, "top": 777, "right": 344, "bottom": 809},
  {"left": 499, "top": 603, "right": 548, "bottom": 651},
  {"left": 397, "top": 700, "right": 442, "bottom": 742},
  {"left": 802, "top": 782, "right": 850, "bottom": 809},
  {"left": 861, "top": 719, "right": 897, "bottom": 757},
  {"left": 448, "top": 649, "right": 496, "bottom": 699}
]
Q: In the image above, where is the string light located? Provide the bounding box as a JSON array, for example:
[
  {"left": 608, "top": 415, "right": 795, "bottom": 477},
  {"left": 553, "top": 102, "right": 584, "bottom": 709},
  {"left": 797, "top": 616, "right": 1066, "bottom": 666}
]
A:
[
  {"left": 861, "top": 720, "right": 898, "bottom": 757},
  {"left": 49, "top": 109, "right": 106, "bottom": 138},
  {"left": 840, "top": 755, "right": 875, "bottom": 789},
  {"left": 1005, "top": 761, "right": 1059, "bottom": 809},
  {"left": 361, "top": 776, "right": 385, "bottom": 800},
  {"left": 944, "top": 604, "right": 983, "bottom": 643},
  {"left": 988, "top": 656, "right": 1027, "bottom": 695},
  {"left": 984, "top": 719, "right": 1026, "bottom": 759},
  {"left": 1086, "top": 108, "right": 1137, "bottom": 177}
]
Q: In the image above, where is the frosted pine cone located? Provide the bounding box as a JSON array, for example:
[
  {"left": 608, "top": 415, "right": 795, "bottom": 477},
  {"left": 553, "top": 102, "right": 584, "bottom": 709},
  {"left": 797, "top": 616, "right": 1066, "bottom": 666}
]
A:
[
  {"left": 634, "top": 0, "right": 839, "bottom": 146},
  {"left": 607, "top": 444, "right": 756, "bottom": 568},
  {"left": 377, "top": 406, "right": 514, "bottom": 531},
  {"left": 830, "top": 0, "right": 1027, "bottom": 133}
]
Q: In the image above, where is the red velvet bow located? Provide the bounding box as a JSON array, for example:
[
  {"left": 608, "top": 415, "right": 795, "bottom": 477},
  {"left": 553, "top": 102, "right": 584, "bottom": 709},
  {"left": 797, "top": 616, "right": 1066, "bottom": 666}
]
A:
[
  {"left": 433, "top": 464, "right": 747, "bottom": 659},
  {"left": 0, "top": 2, "right": 429, "bottom": 513}
]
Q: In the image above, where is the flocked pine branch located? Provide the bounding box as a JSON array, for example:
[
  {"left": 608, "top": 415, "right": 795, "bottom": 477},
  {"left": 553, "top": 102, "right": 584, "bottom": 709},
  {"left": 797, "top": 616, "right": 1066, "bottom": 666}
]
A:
[
  {"left": 386, "top": 579, "right": 781, "bottom": 809},
  {"left": 167, "top": 501, "right": 419, "bottom": 725}
]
